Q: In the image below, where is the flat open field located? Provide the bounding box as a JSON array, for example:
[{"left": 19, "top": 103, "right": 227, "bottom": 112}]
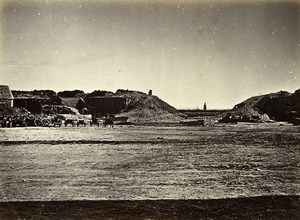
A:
[{"left": 0, "top": 123, "right": 300, "bottom": 219}]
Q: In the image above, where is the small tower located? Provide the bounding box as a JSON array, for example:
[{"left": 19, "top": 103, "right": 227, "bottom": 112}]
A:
[
  {"left": 148, "top": 89, "right": 152, "bottom": 96},
  {"left": 203, "top": 102, "right": 207, "bottom": 111}
]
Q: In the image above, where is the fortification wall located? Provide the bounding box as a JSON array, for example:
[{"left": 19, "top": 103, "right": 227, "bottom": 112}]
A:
[{"left": 85, "top": 97, "right": 126, "bottom": 116}]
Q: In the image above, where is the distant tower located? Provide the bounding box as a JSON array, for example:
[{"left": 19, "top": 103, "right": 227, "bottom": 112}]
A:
[
  {"left": 148, "top": 89, "right": 152, "bottom": 96},
  {"left": 203, "top": 102, "right": 207, "bottom": 111}
]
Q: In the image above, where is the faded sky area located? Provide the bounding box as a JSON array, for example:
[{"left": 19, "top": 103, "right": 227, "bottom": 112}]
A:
[{"left": 1, "top": 0, "right": 299, "bottom": 109}]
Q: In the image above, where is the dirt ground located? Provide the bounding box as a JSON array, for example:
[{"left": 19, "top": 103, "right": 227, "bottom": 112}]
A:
[
  {"left": 0, "top": 123, "right": 300, "bottom": 218},
  {"left": 0, "top": 196, "right": 299, "bottom": 219}
]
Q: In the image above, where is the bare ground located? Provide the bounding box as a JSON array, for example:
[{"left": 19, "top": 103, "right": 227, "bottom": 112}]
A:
[
  {"left": 0, "top": 196, "right": 299, "bottom": 219},
  {"left": 0, "top": 123, "right": 299, "bottom": 218}
]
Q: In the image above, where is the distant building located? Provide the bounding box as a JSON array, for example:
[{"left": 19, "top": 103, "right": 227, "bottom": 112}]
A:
[
  {"left": 0, "top": 85, "right": 14, "bottom": 107},
  {"left": 203, "top": 102, "right": 207, "bottom": 111}
]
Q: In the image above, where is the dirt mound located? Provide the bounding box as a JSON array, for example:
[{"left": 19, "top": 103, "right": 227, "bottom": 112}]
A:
[
  {"left": 223, "top": 89, "right": 300, "bottom": 122},
  {"left": 253, "top": 90, "right": 300, "bottom": 121},
  {"left": 115, "top": 90, "right": 184, "bottom": 123}
]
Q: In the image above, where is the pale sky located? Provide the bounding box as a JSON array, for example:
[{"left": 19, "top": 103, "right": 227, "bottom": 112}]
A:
[{"left": 1, "top": 0, "right": 299, "bottom": 109}]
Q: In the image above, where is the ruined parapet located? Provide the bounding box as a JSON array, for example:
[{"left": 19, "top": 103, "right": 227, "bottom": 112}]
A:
[
  {"left": 85, "top": 96, "right": 127, "bottom": 116},
  {"left": 0, "top": 85, "right": 14, "bottom": 107}
]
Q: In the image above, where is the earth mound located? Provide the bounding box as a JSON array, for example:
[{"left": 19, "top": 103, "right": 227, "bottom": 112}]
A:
[
  {"left": 115, "top": 89, "right": 185, "bottom": 123},
  {"left": 222, "top": 89, "right": 300, "bottom": 122}
]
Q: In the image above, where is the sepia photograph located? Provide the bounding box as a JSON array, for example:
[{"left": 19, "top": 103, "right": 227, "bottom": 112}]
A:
[{"left": 0, "top": 0, "right": 299, "bottom": 219}]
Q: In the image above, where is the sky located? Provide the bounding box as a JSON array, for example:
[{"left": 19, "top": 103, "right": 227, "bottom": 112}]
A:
[{"left": 0, "top": 0, "right": 299, "bottom": 109}]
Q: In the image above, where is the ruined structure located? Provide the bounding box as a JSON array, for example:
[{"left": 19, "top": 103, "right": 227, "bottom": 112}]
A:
[
  {"left": 60, "top": 97, "right": 88, "bottom": 114},
  {"left": 203, "top": 102, "right": 207, "bottom": 111},
  {"left": 85, "top": 96, "right": 127, "bottom": 116},
  {"left": 12, "top": 90, "right": 61, "bottom": 114},
  {"left": 0, "top": 85, "right": 14, "bottom": 107},
  {"left": 2, "top": 87, "right": 184, "bottom": 124}
]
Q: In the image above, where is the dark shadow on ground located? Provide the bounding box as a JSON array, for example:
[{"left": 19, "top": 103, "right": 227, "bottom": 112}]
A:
[{"left": 0, "top": 196, "right": 299, "bottom": 219}]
